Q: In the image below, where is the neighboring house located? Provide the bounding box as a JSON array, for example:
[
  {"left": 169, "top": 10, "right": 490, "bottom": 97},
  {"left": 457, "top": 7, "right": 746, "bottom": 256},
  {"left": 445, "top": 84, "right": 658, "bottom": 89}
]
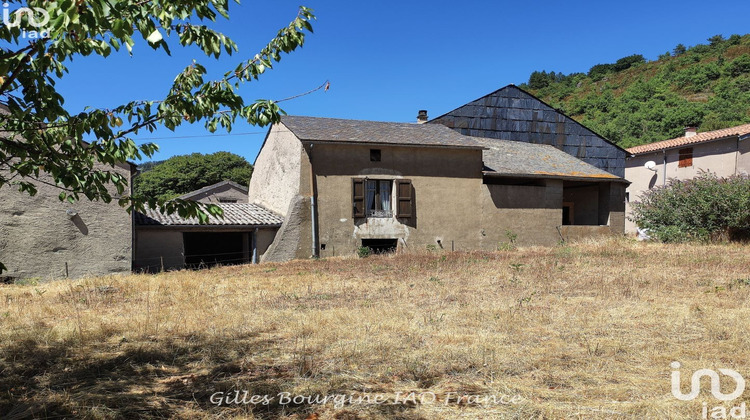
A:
[
  {"left": 429, "top": 84, "right": 627, "bottom": 178},
  {"left": 177, "top": 180, "right": 249, "bottom": 203},
  {"left": 625, "top": 124, "right": 750, "bottom": 233},
  {"left": 249, "top": 116, "right": 628, "bottom": 262},
  {"left": 0, "top": 162, "right": 135, "bottom": 281},
  {"left": 133, "top": 182, "right": 281, "bottom": 272}
]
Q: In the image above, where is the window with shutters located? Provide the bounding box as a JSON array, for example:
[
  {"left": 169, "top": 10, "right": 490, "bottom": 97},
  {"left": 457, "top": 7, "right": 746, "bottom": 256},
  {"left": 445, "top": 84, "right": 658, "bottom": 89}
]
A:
[
  {"left": 353, "top": 178, "right": 413, "bottom": 220},
  {"left": 678, "top": 148, "right": 693, "bottom": 168}
]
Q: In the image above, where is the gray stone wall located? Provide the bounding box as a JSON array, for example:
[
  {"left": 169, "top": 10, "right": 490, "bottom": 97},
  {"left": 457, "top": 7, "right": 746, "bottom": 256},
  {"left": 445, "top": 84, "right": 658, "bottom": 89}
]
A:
[{"left": 0, "top": 164, "right": 133, "bottom": 281}]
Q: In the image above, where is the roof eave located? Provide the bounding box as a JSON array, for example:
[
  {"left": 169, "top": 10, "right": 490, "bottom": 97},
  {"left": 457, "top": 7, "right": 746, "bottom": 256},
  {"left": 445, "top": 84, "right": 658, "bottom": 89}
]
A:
[
  {"left": 627, "top": 134, "right": 743, "bottom": 156},
  {"left": 482, "top": 171, "right": 630, "bottom": 184},
  {"left": 135, "top": 223, "right": 282, "bottom": 229},
  {"left": 303, "top": 139, "right": 487, "bottom": 150}
]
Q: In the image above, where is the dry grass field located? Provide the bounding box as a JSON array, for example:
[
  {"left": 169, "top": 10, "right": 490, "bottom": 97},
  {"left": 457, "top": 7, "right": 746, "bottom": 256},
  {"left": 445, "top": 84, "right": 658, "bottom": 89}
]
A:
[{"left": 2, "top": 238, "right": 750, "bottom": 419}]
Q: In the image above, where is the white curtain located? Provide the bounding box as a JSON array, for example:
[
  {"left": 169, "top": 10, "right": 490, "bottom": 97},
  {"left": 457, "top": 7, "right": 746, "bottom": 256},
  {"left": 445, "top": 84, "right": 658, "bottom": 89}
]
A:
[
  {"left": 366, "top": 180, "right": 377, "bottom": 212},
  {"left": 380, "top": 180, "right": 391, "bottom": 214}
]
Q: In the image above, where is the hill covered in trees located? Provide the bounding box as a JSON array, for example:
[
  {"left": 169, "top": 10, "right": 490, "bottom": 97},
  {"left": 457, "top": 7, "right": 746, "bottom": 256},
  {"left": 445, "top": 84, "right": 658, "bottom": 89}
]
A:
[{"left": 520, "top": 34, "right": 750, "bottom": 148}]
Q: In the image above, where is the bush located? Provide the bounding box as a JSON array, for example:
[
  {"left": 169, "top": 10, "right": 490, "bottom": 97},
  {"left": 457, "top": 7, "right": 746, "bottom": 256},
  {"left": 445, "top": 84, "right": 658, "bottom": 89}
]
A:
[
  {"left": 357, "top": 246, "right": 371, "bottom": 258},
  {"left": 725, "top": 54, "right": 750, "bottom": 77},
  {"left": 630, "top": 172, "right": 750, "bottom": 242}
]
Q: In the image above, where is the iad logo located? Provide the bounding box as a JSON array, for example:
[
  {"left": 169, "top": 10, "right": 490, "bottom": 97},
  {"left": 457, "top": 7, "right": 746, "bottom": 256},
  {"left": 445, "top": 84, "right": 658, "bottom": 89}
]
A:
[
  {"left": 671, "top": 361, "right": 745, "bottom": 401},
  {"left": 2, "top": 2, "right": 50, "bottom": 38}
]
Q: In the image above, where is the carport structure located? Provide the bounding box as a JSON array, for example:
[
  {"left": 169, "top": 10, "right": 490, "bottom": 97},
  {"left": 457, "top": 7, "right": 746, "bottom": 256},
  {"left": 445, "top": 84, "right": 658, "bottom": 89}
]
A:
[{"left": 133, "top": 203, "right": 282, "bottom": 272}]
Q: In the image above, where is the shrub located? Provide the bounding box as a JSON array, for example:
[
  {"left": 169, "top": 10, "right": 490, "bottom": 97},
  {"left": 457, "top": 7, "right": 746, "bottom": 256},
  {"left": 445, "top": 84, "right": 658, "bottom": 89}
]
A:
[
  {"left": 630, "top": 172, "right": 750, "bottom": 242},
  {"left": 357, "top": 246, "right": 371, "bottom": 258}
]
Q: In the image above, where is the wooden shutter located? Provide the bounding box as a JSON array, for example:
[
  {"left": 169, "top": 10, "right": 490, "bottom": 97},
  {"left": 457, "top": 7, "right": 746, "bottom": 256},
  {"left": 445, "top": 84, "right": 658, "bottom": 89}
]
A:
[
  {"left": 396, "top": 179, "right": 413, "bottom": 218},
  {"left": 352, "top": 178, "right": 365, "bottom": 218},
  {"left": 678, "top": 148, "right": 693, "bottom": 168}
]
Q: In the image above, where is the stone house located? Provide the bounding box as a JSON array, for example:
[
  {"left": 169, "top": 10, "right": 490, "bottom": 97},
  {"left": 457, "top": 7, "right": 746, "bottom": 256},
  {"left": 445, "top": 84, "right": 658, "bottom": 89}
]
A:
[
  {"left": 133, "top": 181, "right": 281, "bottom": 272},
  {"left": 0, "top": 161, "right": 135, "bottom": 281},
  {"left": 249, "top": 115, "right": 628, "bottom": 262},
  {"left": 429, "top": 84, "right": 627, "bottom": 178},
  {"left": 625, "top": 124, "right": 750, "bottom": 233}
]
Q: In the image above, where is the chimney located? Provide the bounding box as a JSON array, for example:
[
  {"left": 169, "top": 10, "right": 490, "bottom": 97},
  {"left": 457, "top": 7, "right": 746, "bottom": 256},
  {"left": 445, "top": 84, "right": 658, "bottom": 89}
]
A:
[
  {"left": 417, "top": 110, "right": 428, "bottom": 124},
  {"left": 684, "top": 126, "right": 698, "bottom": 138}
]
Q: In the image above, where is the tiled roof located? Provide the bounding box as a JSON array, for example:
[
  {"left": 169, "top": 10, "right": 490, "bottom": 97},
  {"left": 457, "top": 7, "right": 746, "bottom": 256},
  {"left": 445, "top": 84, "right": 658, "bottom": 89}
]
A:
[
  {"left": 478, "top": 138, "right": 624, "bottom": 181},
  {"left": 626, "top": 124, "right": 750, "bottom": 155},
  {"left": 281, "top": 115, "right": 485, "bottom": 149},
  {"left": 178, "top": 180, "right": 248, "bottom": 200},
  {"left": 135, "top": 203, "right": 283, "bottom": 227}
]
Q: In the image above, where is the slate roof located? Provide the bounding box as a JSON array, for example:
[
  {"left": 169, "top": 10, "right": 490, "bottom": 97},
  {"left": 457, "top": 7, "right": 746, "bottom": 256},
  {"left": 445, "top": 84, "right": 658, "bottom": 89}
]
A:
[
  {"left": 178, "top": 180, "right": 248, "bottom": 200},
  {"left": 626, "top": 124, "right": 750, "bottom": 155},
  {"left": 281, "top": 115, "right": 485, "bottom": 149},
  {"left": 135, "top": 203, "right": 283, "bottom": 227},
  {"left": 477, "top": 138, "right": 625, "bottom": 182},
  {"left": 428, "top": 84, "right": 627, "bottom": 178}
]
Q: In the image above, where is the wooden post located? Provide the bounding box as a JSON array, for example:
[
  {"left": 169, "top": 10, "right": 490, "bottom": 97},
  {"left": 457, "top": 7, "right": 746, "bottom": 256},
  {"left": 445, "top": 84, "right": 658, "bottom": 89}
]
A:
[
  {"left": 451, "top": 240, "right": 454, "bottom": 252},
  {"left": 160, "top": 256, "right": 164, "bottom": 272},
  {"left": 65, "top": 262, "right": 69, "bottom": 278}
]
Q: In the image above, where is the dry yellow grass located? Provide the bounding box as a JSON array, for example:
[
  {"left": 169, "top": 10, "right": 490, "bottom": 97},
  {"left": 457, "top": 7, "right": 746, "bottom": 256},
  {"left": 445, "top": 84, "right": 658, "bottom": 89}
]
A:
[{"left": 2, "top": 238, "right": 750, "bottom": 419}]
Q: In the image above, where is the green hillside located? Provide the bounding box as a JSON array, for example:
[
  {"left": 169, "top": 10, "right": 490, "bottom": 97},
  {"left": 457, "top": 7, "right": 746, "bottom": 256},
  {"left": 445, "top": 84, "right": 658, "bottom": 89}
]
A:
[{"left": 521, "top": 34, "right": 750, "bottom": 148}]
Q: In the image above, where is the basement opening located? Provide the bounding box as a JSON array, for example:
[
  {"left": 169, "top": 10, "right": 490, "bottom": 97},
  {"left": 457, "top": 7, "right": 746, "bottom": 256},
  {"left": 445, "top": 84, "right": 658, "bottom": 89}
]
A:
[{"left": 361, "top": 238, "right": 397, "bottom": 254}]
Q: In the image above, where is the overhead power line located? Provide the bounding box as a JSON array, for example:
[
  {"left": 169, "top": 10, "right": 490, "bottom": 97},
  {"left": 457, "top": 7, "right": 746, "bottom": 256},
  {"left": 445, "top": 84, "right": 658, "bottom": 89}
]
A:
[{"left": 135, "top": 131, "right": 267, "bottom": 141}]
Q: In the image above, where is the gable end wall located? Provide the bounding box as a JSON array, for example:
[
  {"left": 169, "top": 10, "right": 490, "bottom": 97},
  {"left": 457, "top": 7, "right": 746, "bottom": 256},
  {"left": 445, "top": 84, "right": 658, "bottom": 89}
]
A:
[{"left": 430, "top": 86, "right": 625, "bottom": 178}]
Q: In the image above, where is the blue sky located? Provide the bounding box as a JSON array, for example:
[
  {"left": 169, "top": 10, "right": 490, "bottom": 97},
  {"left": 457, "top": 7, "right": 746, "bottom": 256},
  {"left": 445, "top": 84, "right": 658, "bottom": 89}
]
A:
[{"left": 56, "top": 0, "right": 750, "bottom": 164}]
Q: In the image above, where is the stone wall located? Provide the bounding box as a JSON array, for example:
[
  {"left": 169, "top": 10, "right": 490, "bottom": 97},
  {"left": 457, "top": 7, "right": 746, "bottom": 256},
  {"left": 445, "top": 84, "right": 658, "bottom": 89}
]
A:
[{"left": 0, "top": 163, "right": 133, "bottom": 281}]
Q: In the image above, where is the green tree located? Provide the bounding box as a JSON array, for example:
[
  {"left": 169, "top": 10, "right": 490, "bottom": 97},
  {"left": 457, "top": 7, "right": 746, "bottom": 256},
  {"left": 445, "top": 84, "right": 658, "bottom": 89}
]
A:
[
  {"left": 134, "top": 152, "right": 252, "bottom": 200},
  {"left": 613, "top": 54, "right": 646, "bottom": 72},
  {"left": 673, "top": 43, "right": 687, "bottom": 55},
  {"left": 528, "top": 71, "right": 550, "bottom": 89},
  {"left": 708, "top": 34, "right": 725, "bottom": 47},
  {"left": 0, "top": 1, "right": 314, "bottom": 231}
]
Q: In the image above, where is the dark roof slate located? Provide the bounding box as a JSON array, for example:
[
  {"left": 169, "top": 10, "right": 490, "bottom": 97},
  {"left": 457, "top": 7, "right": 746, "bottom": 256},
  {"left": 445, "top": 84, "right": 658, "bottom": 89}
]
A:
[
  {"left": 428, "top": 84, "right": 626, "bottom": 178},
  {"left": 135, "top": 203, "right": 283, "bottom": 227},
  {"left": 478, "top": 138, "right": 624, "bottom": 181},
  {"left": 281, "top": 115, "right": 485, "bottom": 149}
]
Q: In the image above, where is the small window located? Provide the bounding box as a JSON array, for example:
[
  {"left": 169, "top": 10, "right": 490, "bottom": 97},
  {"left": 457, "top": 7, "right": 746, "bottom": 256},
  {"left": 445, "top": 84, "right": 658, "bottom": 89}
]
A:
[
  {"left": 366, "top": 179, "right": 392, "bottom": 217},
  {"left": 370, "top": 149, "right": 381, "bottom": 162},
  {"left": 678, "top": 148, "right": 693, "bottom": 168}
]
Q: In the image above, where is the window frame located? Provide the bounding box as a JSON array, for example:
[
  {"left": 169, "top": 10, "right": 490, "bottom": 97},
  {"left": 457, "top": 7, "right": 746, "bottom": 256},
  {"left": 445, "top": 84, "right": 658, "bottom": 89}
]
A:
[{"left": 365, "top": 179, "right": 393, "bottom": 218}]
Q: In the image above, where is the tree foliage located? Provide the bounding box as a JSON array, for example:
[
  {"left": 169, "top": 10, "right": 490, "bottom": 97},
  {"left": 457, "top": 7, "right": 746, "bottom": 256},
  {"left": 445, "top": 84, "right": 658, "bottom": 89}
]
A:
[
  {"left": 630, "top": 172, "right": 750, "bottom": 242},
  {"left": 521, "top": 34, "right": 750, "bottom": 148},
  {"left": 134, "top": 152, "right": 252, "bottom": 200},
  {"left": 0, "top": 0, "right": 315, "bottom": 225}
]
